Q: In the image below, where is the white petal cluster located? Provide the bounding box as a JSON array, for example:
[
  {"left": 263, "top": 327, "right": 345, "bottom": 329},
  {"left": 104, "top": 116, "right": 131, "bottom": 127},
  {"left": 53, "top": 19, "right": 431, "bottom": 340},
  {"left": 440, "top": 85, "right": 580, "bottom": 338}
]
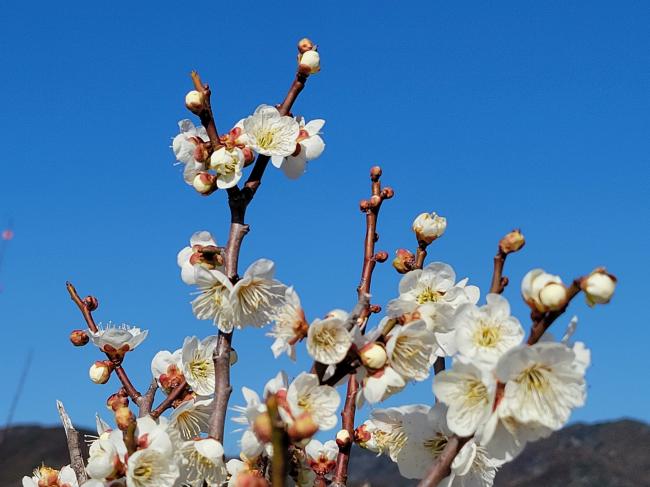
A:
[
  {"left": 267, "top": 286, "right": 307, "bottom": 360},
  {"left": 177, "top": 231, "right": 223, "bottom": 285},
  {"left": 274, "top": 117, "right": 326, "bottom": 179},
  {"left": 190, "top": 258, "right": 287, "bottom": 333},
  {"left": 521, "top": 269, "right": 568, "bottom": 312},
  {"left": 243, "top": 104, "right": 300, "bottom": 161},
  {"left": 412, "top": 211, "right": 447, "bottom": 244},
  {"left": 307, "top": 309, "right": 353, "bottom": 364},
  {"left": 88, "top": 323, "right": 148, "bottom": 354},
  {"left": 172, "top": 119, "right": 209, "bottom": 185},
  {"left": 22, "top": 465, "right": 78, "bottom": 487}
]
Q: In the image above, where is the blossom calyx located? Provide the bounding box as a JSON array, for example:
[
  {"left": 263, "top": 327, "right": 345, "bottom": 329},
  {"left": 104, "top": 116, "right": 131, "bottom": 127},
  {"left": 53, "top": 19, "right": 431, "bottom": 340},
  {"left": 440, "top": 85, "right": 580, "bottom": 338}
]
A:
[
  {"left": 192, "top": 172, "right": 217, "bottom": 195},
  {"left": 412, "top": 212, "right": 447, "bottom": 245},
  {"left": 69, "top": 329, "right": 89, "bottom": 346},
  {"left": 185, "top": 90, "right": 205, "bottom": 114},
  {"left": 392, "top": 249, "right": 416, "bottom": 274},
  {"left": 499, "top": 229, "right": 526, "bottom": 254},
  {"left": 89, "top": 360, "right": 113, "bottom": 384},
  {"left": 359, "top": 342, "right": 388, "bottom": 370},
  {"left": 107, "top": 392, "right": 129, "bottom": 411},
  {"left": 581, "top": 268, "right": 617, "bottom": 306}
]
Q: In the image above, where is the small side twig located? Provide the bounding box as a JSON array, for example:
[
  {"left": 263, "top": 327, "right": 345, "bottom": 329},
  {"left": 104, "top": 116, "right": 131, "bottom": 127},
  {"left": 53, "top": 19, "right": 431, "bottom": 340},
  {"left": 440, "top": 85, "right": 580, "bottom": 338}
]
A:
[
  {"left": 150, "top": 379, "right": 187, "bottom": 419},
  {"left": 56, "top": 400, "right": 87, "bottom": 484}
]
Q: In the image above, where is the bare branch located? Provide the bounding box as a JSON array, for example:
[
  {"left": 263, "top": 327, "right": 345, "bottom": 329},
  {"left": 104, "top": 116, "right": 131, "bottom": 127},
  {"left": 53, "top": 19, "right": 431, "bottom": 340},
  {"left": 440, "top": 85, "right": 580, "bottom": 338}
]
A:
[{"left": 56, "top": 401, "right": 88, "bottom": 484}]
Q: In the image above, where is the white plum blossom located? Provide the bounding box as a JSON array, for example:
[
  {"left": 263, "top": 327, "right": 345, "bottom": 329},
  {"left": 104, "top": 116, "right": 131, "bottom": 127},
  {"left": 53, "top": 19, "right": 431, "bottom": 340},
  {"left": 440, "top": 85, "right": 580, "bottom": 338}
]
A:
[
  {"left": 126, "top": 448, "right": 179, "bottom": 487},
  {"left": 496, "top": 341, "right": 588, "bottom": 430},
  {"left": 181, "top": 336, "right": 217, "bottom": 396},
  {"left": 433, "top": 361, "right": 496, "bottom": 437},
  {"left": 170, "top": 397, "right": 213, "bottom": 440},
  {"left": 191, "top": 266, "right": 236, "bottom": 332},
  {"left": 23, "top": 465, "right": 79, "bottom": 487},
  {"left": 267, "top": 286, "right": 307, "bottom": 360},
  {"left": 172, "top": 119, "right": 209, "bottom": 185},
  {"left": 150, "top": 348, "right": 183, "bottom": 393},
  {"left": 287, "top": 372, "right": 340, "bottom": 430},
  {"left": 357, "top": 365, "right": 406, "bottom": 405},
  {"left": 454, "top": 294, "right": 524, "bottom": 370},
  {"left": 521, "top": 269, "right": 567, "bottom": 312},
  {"left": 307, "top": 310, "right": 352, "bottom": 364},
  {"left": 242, "top": 104, "right": 299, "bottom": 164},
  {"left": 412, "top": 212, "right": 447, "bottom": 244},
  {"left": 86, "top": 430, "right": 125, "bottom": 480},
  {"left": 305, "top": 439, "right": 337, "bottom": 475},
  {"left": 88, "top": 323, "right": 148, "bottom": 354},
  {"left": 276, "top": 117, "right": 326, "bottom": 179},
  {"left": 179, "top": 438, "right": 228, "bottom": 487},
  {"left": 385, "top": 320, "right": 436, "bottom": 381},
  {"left": 177, "top": 231, "right": 222, "bottom": 285},
  {"left": 209, "top": 147, "right": 245, "bottom": 189}
]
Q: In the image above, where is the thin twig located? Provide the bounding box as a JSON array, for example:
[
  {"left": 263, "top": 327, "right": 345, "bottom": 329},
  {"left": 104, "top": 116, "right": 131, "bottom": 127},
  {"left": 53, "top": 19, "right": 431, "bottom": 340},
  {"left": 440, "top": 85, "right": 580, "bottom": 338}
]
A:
[
  {"left": 150, "top": 379, "right": 188, "bottom": 419},
  {"left": 489, "top": 249, "right": 508, "bottom": 294},
  {"left": 56, "top": 400, "right": 88, "bottom": 484},
  {"left": 190, "top": 71, "right": 221, "bottom": 150}
]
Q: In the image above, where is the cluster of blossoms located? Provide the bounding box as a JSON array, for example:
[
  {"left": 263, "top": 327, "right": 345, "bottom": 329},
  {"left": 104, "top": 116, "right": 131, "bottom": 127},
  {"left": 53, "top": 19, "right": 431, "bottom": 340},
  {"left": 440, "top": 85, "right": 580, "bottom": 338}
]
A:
[{"left": 27, "top": 39, "right": 619, "bottom": 487}]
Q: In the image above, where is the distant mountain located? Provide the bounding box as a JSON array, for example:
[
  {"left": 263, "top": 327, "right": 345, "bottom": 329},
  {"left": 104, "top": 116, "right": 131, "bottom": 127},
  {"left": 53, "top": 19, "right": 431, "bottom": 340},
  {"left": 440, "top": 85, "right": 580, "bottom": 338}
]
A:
[{"left": 2, "top": 420, "right": 648, "bottom": 487}]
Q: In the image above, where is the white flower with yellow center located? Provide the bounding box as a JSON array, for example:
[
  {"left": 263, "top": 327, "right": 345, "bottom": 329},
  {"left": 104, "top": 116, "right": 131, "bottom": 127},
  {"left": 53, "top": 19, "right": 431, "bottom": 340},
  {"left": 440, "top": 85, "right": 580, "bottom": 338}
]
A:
[
  {"left": 191, "top": 267, "right": 236, "bottom": 332},
  {"left": 177, "top": 231, "right": 222, "bottom": 285},
  {"left": 454, "top": 294, "right": 524, "bottom": 370},
  {"left": 385, "top": 320, "right": 436, "bottom": 382},
  {"left": 126, "top": 448, "right": 179, "bottom": 487},
  {"left": 359, "top": 404, "right": 429, "bottom": 461},
  {"left": 287, "top": 372, "right": 340, "bottom": 431},
  {"left": 307, "top": 309, "right": 352, "bottom": 365},
  {"left": 268, "top": 287, "right": 307, "bottom": 360},
  {"left": 170, "top": 397, "right": 213, "bottom": 440},
  {"left": 396, "top": 404, "right": 497, "bottom": 485},
  {"left": 172, "top": 119, "right": 208, "bottom": 185},
  {"left": 181, "top": 336, "right": 217, "bottom": 396},
  {"left": 433, "top": 361, "right": 496, "bottom": 437},
  {"left": 231, "top": 259, "right": 287, "bottom": 329},
  {"left": 180, "top": 438, "right": 228, "bottom": 487},
  {"left": 150, "top": 349, "right": 183, "bottom": 393},
  {"left": 357, "top": 365, "right": 406, "bottom": 405},
  {"left": 242, "top": 104, "right": 299, "bottom": 163},
  {"left": 23, "top": 465, "right": 79, "bottom": 487},
  {"left": 276, "top": 117, "right": 326, "bottom": 179},
  {"left": 496, "top": 341, "right": 588, "bottom": 430},
  {"left": 209, "top": 147, "right": 245, "bottom": 189},
  {"left": 88, "top": 323, "right": 148, "bottom": 354}
]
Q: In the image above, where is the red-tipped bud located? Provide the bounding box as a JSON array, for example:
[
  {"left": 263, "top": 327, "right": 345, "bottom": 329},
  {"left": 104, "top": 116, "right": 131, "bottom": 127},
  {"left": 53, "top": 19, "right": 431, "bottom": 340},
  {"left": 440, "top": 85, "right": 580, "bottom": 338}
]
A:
[
  {"left": 83, "top": 295, "right": 99, "bottom": 311},
  {"left": 69, "top": 329, "right": 89, "bottom": 347},
  {"left": 499, "top": 229, "right": 525, "bottom": 254},
  {"left": 359, "top": 199, "right": 371, "bottom": 211},
  {"left": 369, "top": 304, "right": 382, "bottom": 314},
  {"left": 392, "top": 249, "right": 416, "bottom": 274},
  {"left": 381, "top": 187, "right": 394, "bottom": 199},
  {"left": 370, "top": 166, "right": 382, "bottom": 181},
  {"left": 192, "top": 172, "right": 217, "bottom": 195},
  {"left": 297, "top": 38, "right": 315, "bottom": 53},
  {"left": 368, "top": 195, "right": 382, "bottom": 208},
  {"left": 107, "top": 392, "right": 129, "bottom": 411},
  {"left": 374, "top": 251, "right": 389, "bottom": 263}
]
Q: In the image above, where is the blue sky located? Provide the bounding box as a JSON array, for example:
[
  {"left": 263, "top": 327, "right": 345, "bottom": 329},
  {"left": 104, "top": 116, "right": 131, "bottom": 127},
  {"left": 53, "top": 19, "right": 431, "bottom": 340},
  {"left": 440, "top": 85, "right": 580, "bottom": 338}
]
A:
[{"left": 0, "top": 0, "right": 648, "bottom": 445}]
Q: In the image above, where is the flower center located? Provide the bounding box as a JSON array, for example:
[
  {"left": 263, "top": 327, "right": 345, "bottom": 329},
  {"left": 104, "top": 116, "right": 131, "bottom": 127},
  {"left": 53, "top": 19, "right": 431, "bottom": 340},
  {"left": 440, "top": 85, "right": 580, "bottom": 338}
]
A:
[
  {"left": 423, "top": 434, "right": 448, "bottom": 457},
  {"left": 313, "top": 327, "right": 337, "bottom": 349},
  {"left": 297, "top": 394, "right": 313, "bottom": 412},
  {"left": 190, "top": 358, "right": 211, "bottom": 379},
  {"left": 473, "top": 321, "right": 501, "bottom": 348},
  {"left": 417, "top": 287, "right": 443, "bottom": 304},
  {"left": 464, "top": 379, "right": 488, "bottom": 406},
  {"left": 133, "top": 464, "right": 153, "bottom": 480},
  {"left": 257, "top": 130, "right": 276, "bottom": 150},
  {"left": 517, "top": 364, "right": 551, "bottom": 392}
]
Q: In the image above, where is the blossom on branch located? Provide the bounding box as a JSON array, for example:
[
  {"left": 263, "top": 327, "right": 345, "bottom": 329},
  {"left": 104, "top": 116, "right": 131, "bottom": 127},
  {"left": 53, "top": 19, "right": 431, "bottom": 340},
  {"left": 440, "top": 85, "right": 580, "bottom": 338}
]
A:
[
  {"left": 267, "top": 286, "right": 308, "bottom": 360},
  {"left": 88, "top": 323, "right": 148, "bottom": 356},
  {"left": 275, "top": 117, "right": 326, "bottom": 179},
  {"left": 242, "top": 104, "right": 299, "bottom": 164},
  {"left": 306, "top": 309, "right": 352, "bottom": 364}
]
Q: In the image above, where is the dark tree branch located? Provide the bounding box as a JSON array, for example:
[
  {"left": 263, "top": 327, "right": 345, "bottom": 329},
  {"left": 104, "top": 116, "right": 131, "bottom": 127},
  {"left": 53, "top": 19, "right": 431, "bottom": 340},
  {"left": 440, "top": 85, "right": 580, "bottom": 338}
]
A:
[{"left": 56, "top": 400, "right": 88, "bottom": 484}]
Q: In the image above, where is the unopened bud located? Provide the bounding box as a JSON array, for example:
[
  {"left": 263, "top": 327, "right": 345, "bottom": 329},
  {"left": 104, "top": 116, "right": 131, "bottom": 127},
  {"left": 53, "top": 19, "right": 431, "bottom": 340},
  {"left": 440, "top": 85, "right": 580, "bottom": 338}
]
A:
[
  {"left": 299, "top": 50, "right": 320, "bottom": 74},
  {"left": 69, "top": 329, "right": 89, "bottom": 347},
  {"left": 89, "top": 361, "right": 112, "bottom": 384},
  {"left": 114, "top": 405, "right": 135, "bottom": 431},
  {"left": 368, "top": 195, "right": 382, "bottom": 208},
  {"left": 297, "top": 38, "right": 315, "bottom": 53},
  {"left": 230, "top": 348, "right": 238, "bottom": 366},
  {"left": 359, "top": 342, "right": 388, "bottom": 370},
  {"left": 392, "top": 249, "right": 416, "bottom": 274},
  {"left": 336, "top": 429, "right": 351, "bottom": 448},
  {"left": 253, "top": 412, "right": 273, "bottom": 443},
  {"left": 370, "top": 166, "right": 382, "bottom": 181},
  {"left": 288, "top": 412, "right": 319, "bottom": 441},
  {"left": 107, "top": 392, "right": 129, "bottom": 411},
  {"left": 83, "top": 295, "right": 99, "bottom": 311},
  {"left": 374, "top": 251, "right": 389, "bottom": 263},
  {"left": 359, "top": 199, "right": 371, "bottom": 211},
  {"left": 354, "top": 424, "right": 372, "bottom": 445},
  {"left": 581, "top": 268, "right": 616, "bottom": 307},
  {"left": 413, "top": 212, "right": 447, "bottom": 245},
  {"left": 185, "top": 90, "right": 205, "bottom": 114},
  {"left": 192, "top": 172, "right": 216, "bottom": 195},
  {"left": 499, "top": 230, "right": 525, "bottom": 254},
  {"left": 538, "top": 282, "right": 568, "bottom": 311},
  {"left": 381, "top": 187, "right": 394, "bottom": 199}
]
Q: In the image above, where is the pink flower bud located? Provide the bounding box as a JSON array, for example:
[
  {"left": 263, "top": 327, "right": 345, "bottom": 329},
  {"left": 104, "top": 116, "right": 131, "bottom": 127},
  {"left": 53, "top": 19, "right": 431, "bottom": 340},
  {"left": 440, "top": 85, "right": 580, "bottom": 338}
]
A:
[
  {"left": 192, "top": 172, "right": 217, "bottom": 195},
  {"left": 374, "top": 251, "right": 389, "bottom": 262},
  {"left": 392, "top": 249, "right": 416, "bottom": 274}
]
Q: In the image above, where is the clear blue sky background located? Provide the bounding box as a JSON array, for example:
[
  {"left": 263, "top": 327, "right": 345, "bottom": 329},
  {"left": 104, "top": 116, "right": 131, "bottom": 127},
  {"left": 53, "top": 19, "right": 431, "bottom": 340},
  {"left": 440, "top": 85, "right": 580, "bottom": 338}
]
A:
[{"left": 1, "top": 0, "right": 648, "bottom": 447}]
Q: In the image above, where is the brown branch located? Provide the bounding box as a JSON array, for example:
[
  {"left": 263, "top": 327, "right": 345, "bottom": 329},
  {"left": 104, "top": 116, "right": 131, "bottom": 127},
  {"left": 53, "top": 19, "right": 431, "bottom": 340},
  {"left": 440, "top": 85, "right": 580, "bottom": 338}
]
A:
[
  {"left": 66, "top": 281, "right": 98, "bottom": 332},
  {"left": 415, "top": 244, "right": 428, "bottom": 269},
  {"left": 150, "top": 379, "right": 188, "bottom": 419},
  {"left": 205, "top": 61, "right": 313, "bottom": 444},
  {"left": 137, "top": 380, "right": 158, "bottom": 417},
  {"left": 190, "top": 71, "right": 221, "bottom": 150},
  {"left": 56, "top": 400, "right": 88, "bottom": 484},
  {"left": 527, "top": 280, "right": 582, "bottom": 345},
  {"left": 113, "top": 366, "right": 142, "bottom": 403},
  {"left": 417, "top": 436, "right": 468, "bottom": 487},
  {"left": 267, "top": 395, "right": 290, "bottom": 487},
  {"left": 489, "top": 249, "right": 509, "bottom": 294},
  {"left": 332, "top": 167, "right": 392, "bottom": 487}
]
